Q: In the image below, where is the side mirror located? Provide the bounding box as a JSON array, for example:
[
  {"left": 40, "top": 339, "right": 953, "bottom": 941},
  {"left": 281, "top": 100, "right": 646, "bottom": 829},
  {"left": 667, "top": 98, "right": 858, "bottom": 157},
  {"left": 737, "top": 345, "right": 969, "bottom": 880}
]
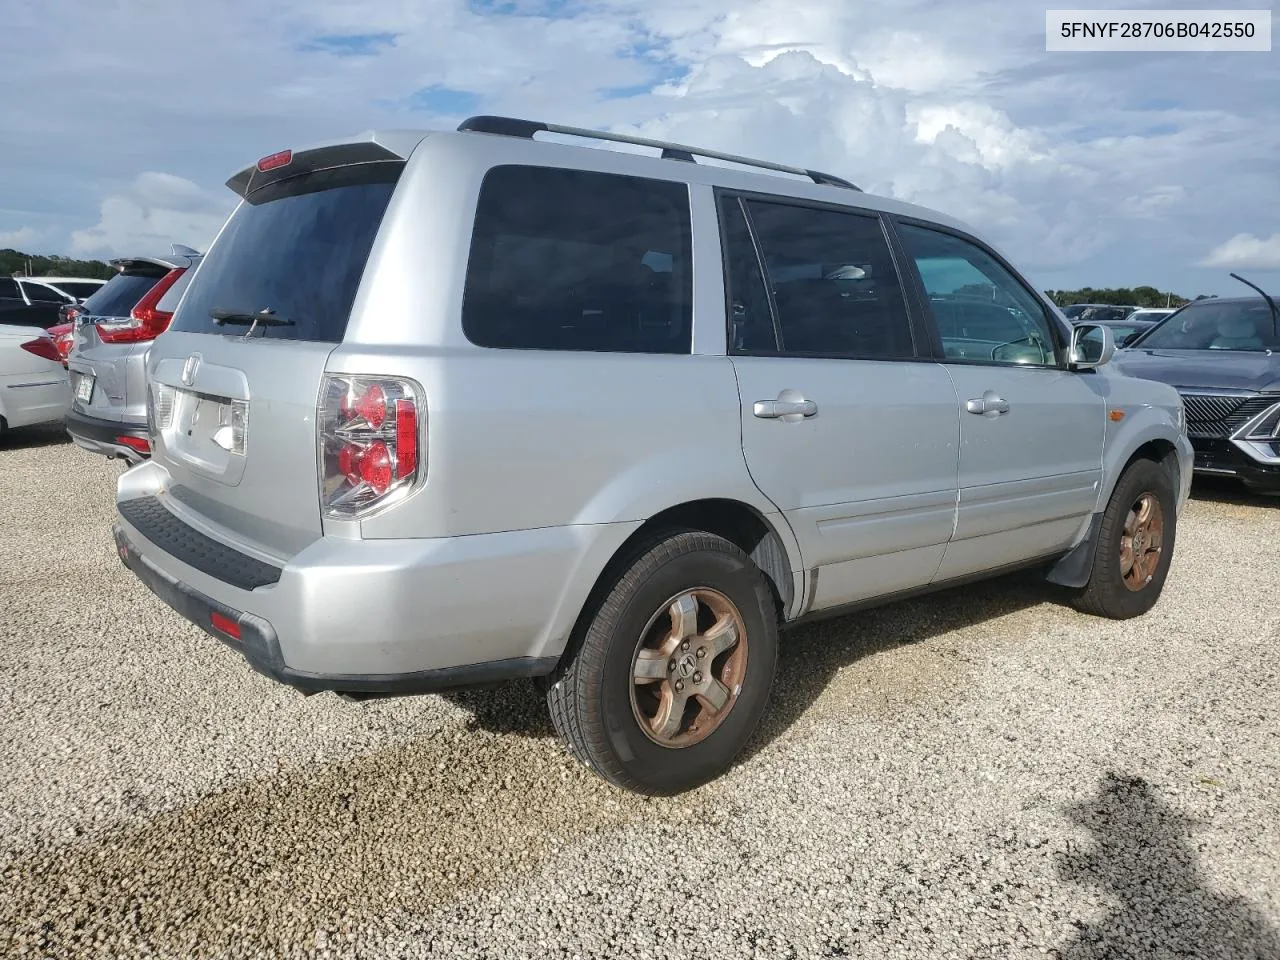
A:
[{"left": 1069, "top": 323, "right": 1115, "bottom": 369}]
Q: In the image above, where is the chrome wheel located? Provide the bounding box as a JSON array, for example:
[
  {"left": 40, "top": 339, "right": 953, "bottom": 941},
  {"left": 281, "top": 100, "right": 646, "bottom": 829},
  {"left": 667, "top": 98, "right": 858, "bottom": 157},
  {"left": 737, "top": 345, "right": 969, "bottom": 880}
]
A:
[
  {"left": 1120, "top": 491, "right": 1165, "bottom": 592},
  {"left": 629, "top": 588, "right": 748, "bottom": 748}
]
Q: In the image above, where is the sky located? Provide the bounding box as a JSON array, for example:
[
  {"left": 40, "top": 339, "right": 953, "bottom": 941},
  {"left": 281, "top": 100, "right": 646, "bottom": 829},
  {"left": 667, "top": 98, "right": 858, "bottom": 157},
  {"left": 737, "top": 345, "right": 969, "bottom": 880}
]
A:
[{"left": 1, "top": 0, "right": 1277, "bottom": 297}]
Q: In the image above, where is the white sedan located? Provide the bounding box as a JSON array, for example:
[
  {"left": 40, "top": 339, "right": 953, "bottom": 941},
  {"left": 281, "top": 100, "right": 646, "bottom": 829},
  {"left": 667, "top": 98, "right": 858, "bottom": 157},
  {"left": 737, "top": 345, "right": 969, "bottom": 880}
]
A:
[{"left": 0, "top": 324, "right": 70, "bottom": 440}]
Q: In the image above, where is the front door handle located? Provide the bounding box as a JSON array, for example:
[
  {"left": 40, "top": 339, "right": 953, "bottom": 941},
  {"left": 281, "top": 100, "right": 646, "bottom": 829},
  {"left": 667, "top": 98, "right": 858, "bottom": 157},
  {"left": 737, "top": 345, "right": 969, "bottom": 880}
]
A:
[
  {"left": 965, "top": 394, "right": 1010, "bottom": 417},
  {"left": 753, "top": 390, "right": 818, "bottom": 422}
]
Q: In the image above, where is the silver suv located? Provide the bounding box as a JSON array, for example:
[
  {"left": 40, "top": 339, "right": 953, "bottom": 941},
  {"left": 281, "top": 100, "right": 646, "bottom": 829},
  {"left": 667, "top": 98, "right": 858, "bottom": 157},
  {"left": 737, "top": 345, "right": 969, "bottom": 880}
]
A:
[
  {"left": 66, "top": 247, "right": 202, "bottom": 463},
  {"left": 112, "top": 117, "right": 1192, "bottom": 794}
]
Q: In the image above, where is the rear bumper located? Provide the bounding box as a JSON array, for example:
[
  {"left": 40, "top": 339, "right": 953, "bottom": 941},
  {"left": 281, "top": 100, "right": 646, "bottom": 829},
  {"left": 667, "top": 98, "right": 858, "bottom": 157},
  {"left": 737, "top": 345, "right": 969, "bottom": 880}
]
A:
[
  {"left": 112, "top": 488, "right": 639, "bottom": 695},
  {"left": 65, "top": 408, "right": 149, "bottom": 463},
  {"left": 1190, "top": 437, "right": 1280, "bottom": 493},
  {"left": 113, "top": 521, "right": 555, "bottom": 694}
]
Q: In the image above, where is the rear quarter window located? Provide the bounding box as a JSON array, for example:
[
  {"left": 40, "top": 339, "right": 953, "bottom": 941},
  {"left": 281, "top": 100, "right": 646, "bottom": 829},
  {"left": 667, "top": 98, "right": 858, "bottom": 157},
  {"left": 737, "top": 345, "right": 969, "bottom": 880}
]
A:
[{"left": 462, "top": 165, "right": 693, "bottom": 354}]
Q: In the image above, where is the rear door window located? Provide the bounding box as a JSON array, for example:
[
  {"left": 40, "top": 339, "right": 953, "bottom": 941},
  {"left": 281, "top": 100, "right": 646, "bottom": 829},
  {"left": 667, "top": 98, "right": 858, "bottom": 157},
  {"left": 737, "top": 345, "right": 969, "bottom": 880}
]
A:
[
  {"left": 462, "top": 165, "right": 693, "bottom": 354},
  {"left": 54, "top": 281, "right": 106, "bottom": 299},
  {"left": 19, "top": 281, "right": 69, "bottom": 303},
  {"left": 728, "top": 197, "right": 915, "bottom": 358},
  {"left": 169, "top": 170, "right": 399, "bottom": 342},
  {"left": 82, "top": 271, "right": 164, "bottom": 318}
]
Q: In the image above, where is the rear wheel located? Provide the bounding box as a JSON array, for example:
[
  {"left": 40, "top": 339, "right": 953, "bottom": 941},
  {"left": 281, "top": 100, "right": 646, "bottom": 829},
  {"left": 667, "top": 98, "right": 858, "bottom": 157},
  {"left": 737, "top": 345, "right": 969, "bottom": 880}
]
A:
[
  {"left": 1072, "top": 459, "right": 1177, "bottom": 619},
  {"left": 547, "top": 530, "right": 778, "bottom": 795}
]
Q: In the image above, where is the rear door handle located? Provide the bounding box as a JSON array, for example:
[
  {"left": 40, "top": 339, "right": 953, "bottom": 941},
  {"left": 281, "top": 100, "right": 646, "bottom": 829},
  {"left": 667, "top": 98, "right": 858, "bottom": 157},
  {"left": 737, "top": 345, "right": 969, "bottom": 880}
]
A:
[
  {"left": 753, "top": 394, "right": 818, "bottom": 421},
  {"left": 965, "top": 394, "right": 1010, "bottom": 416}
]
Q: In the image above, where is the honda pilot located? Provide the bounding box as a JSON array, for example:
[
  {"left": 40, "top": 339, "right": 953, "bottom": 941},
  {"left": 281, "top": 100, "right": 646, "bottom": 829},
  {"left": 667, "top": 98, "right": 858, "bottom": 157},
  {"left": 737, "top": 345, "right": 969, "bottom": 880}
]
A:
[{"left": 112, "top": 117, "right": 1193, "bottom": 795}]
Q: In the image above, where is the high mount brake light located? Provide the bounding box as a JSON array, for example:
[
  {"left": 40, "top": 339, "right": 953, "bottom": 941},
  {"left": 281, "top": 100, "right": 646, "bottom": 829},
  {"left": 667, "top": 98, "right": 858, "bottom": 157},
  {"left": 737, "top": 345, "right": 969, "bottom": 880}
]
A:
[
  {"left": 318, "top": 376, "right": 424, "bottom": 518},
  {"left": 257, "top": 149, "right": 292, "bottom": 172},
  {"left": 96, "top": 267, "right": 187, "bottom": 344}
]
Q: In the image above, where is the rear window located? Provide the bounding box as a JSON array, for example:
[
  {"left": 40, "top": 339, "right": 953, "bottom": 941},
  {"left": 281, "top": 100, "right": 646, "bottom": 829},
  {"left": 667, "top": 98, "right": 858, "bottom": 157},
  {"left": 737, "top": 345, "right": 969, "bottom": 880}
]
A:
[
  {"left": 81, "top": 271, "right": 163, "bottom": 317},
  {"left": 462, "top": 165, "right": 693, "bottom": 354},
  {"left": 169, "top": 171, "right": 399, "bottom": 342}
]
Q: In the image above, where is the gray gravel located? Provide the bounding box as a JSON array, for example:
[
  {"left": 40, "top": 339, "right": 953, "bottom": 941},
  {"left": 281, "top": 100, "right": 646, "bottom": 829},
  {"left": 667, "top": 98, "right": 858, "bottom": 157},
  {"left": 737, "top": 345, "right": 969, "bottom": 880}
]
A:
[{"left": 2, "top": 421, "right": 1278, "bottom": 959}]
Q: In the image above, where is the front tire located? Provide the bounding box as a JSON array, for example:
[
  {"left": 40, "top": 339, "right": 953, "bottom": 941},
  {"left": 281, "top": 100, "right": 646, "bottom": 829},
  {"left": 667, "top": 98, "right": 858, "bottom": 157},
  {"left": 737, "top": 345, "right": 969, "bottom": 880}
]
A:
[
  {"left": 547, "top": 530, "right": 778, "bottom": 795},
  {"left": 1072, "top": 458, "right": 1177, "bottom": 619}
]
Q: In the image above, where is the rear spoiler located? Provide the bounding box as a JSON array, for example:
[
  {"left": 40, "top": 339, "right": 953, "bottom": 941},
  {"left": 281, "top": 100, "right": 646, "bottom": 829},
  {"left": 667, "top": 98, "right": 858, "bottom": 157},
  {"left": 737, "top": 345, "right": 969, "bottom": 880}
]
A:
[
  {"left": 226, "top": 139, "right": 411, "bottom": 201},
  {"left": 107, "top": 245, "right": 201, "bottom": 273}
]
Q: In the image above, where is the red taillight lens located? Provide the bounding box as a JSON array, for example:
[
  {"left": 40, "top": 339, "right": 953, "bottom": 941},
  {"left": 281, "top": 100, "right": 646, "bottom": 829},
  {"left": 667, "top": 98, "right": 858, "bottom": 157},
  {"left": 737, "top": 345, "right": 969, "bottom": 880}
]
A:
[
  {"left": 394, "top": 399, "right": 417, "bottom": 479},
  {"left": 257, "top": 149, "right": 292, "bottom": 172},
  {"left": 319, "top": 376, "right": 424, "bottom": 518},
  {"left": 48, "top": 323, "right": 74, "bottom": 363},
  {"left": 19, "top": 337, "right": 61, "bottom": 364},
  {"left": 210, "top": 612, "right": 242, "bottom": 640},
  {"left": 96, "top": 267, "right": 187, "bottom": 344}
]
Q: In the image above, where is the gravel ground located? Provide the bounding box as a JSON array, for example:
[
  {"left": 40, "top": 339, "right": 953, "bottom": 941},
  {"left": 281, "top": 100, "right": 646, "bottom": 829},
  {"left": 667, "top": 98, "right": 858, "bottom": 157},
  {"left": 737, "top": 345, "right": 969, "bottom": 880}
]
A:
[{"left": 1, "top": 422, "right": 1278, "bottom": 959}]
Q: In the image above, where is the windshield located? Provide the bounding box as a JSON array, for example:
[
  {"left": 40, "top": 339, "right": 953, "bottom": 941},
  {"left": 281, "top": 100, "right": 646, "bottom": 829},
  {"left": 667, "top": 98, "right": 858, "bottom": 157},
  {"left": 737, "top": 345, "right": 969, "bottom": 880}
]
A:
[
  {"left": 169, "top": 170, "right": 399, "bottom": 343},
  {"left": 1136, "top": 300, "right": 1278, "bottom": 351}
]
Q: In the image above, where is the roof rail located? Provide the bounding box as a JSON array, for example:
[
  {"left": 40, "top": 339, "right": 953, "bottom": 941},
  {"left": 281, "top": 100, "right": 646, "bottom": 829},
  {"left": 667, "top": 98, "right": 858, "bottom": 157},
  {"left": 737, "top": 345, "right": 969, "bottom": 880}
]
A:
[{"left": 457, "top": 115, "right": 861, "bottom": 192}]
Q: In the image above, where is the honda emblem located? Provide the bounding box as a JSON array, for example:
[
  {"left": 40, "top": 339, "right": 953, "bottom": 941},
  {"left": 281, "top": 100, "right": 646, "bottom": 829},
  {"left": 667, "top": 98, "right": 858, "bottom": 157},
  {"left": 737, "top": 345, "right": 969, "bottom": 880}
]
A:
[{"left": 181, "top": 355, "right": 200, "bottom": 386}]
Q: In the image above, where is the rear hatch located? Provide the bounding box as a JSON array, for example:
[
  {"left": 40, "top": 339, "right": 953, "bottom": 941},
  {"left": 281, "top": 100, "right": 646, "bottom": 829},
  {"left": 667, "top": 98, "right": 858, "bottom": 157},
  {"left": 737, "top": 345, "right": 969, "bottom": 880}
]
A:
[
  {"left": 145, "top": 143, "right": 406, "bottom": 561},
  {"left": 70, "top": 263, "right": 170, "bottom": 423}
]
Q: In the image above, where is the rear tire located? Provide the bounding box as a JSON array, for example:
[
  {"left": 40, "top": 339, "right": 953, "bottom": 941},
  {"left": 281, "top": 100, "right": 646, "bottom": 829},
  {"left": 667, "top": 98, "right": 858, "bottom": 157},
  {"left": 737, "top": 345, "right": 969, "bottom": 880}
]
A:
[
  {"left": 547, "top": 530, "right": 778, "bottom": 795},
  {"left": 1072, "top": 459, "right": 1177, "bottom": 619}
]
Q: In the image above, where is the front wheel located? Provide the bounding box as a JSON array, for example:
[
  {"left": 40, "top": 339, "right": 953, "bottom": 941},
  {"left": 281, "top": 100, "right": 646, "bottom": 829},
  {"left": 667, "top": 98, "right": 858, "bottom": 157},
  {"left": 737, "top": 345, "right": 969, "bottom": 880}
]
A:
[
  {"left": 1072, "top": 458, "right": 1177, "bottom": 619},
  {"left": 547, "top": 530, "right": 778, "bottom": 795}
]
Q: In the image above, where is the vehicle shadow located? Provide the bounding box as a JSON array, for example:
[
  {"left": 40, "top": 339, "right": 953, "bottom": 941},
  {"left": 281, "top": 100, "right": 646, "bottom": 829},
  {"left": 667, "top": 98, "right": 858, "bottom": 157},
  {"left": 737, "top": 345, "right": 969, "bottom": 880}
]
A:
[
  {"left": 443, "top": 568, "right": 1059, "bottom": 757},
  {"left": 1189, "top": 476, "right": 1279, "bottom": 508},
  {"left": 0, "top": 422, "right": 71, "bottom": 450},
  {"left": 1055, "top": 771, "right": 1280, "bottom": 958}
]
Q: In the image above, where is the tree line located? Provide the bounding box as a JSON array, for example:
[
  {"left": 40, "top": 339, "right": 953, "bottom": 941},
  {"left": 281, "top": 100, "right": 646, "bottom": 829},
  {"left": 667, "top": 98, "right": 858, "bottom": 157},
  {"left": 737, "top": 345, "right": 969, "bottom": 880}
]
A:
[
  {"left": 1044, "top": 286, "right": 1212, "bottom": 309},
  {"left": 2, "top": 248, "right": 115, "bottom": 280}
]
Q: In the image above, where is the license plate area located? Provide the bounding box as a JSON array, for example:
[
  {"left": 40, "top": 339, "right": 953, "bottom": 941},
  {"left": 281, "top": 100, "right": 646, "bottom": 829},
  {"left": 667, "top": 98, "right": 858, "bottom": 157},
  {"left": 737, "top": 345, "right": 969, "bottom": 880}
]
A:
[
  {"left": 74, "top": 372, "right": 95, "bottom": 404},
  {"left": 159, "top": 388, "right": 248, "bottom": 487}
]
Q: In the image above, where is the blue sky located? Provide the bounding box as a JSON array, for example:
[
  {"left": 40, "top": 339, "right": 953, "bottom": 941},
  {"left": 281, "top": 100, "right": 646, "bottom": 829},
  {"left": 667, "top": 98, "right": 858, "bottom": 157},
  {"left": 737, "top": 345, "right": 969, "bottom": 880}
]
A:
[{"left": 1, "top": 0, "right": 1277, "bottom": 297}]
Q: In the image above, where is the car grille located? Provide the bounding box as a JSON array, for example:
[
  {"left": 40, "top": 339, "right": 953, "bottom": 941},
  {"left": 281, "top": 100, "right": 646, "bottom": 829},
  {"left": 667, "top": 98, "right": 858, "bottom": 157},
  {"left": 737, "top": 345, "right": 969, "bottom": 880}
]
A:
[{"left": 1180, "top": 393, "right": 1278, "bottom": 439}]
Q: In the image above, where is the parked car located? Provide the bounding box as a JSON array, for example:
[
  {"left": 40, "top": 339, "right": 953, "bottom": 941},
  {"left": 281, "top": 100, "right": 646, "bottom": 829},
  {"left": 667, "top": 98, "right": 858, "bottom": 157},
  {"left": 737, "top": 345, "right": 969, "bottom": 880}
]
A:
[
  {"left": 111, "top": 117, "right": 1192, "bottom": 795},
  {"left": 1113, "top": 295, "right": 1279, "bottom": 493},
  {"left": 1073, "top": 316, "right": 1159, "bottom": 348},
  {"left": 1063, "top": 304, "right": 1138, "bottom": 324},
  {"left": 0, "top": 276, "right": 104, "bottom": 329},
  {"left": 1126, "top": 307, "right": 1176, "bottom": 325},
  {"left": 65, "top": 247, "right": 202, "bottom": 463},
  {"left": 0, "top": 325, "right": 70, "bottom": 439}
]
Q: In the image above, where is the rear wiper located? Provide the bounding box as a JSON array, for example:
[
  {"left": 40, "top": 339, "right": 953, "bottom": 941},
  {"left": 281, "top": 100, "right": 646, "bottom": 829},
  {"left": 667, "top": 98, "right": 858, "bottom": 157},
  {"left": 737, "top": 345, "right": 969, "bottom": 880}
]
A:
[{"left": 211, "top": 308, "right": 296, "bottom": 337}]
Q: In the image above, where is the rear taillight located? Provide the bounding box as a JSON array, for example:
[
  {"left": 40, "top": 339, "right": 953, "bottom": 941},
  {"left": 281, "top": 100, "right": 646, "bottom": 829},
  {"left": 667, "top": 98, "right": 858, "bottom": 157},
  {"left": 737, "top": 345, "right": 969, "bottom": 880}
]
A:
[
  {"left": 96, "top": 267, "right": 187, "bottom": 344},
  {"left": 19, "top": 337, "right": 61, "bottom": 364},
  {"left": 319, "top": 375, "right": 424, "bottom": 518},
  {"left": 48, "top": 323, "right": 74, "bottom": 364}
]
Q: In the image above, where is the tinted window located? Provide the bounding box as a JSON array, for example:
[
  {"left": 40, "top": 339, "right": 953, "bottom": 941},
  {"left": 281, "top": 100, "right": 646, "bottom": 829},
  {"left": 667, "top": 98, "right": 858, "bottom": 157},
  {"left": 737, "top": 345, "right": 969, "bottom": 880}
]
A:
[
  {"left": 1137, "top": 300, "right": 1278, "bottom": 351},
  {"left": 82, "top": 271, "right": 164, "bottom": 318},
  {"left": 19, "top": 281, "right": 69, "bottom": 303},
  {"left": 53, "top": 281, "right": 105, "bottom": 299},
  {"left": 170, "top": 172, "right": 399, "bottom": 342},
  {"left": 736, "top": 200, "right": 913, "bottom": 357},
  {"left": 462, "top": 166, "right": 692, "bottom": 353},
  {"left": 0, "top": 277, "right": 19, "bottom": 299},
  {"left": 719, "top": 196, "right": 777, "bottom": 353},
  {"left": 899, "top": 224, "right": 1057, "bottom": 366}
]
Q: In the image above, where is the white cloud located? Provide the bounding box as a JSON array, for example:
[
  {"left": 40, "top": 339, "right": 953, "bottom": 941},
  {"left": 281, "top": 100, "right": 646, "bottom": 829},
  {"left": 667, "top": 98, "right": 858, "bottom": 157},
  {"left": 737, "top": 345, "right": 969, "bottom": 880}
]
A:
[
  {"left": 1200, "top": 234, "right": 1280, "bottom": 270},
  {"left": 69, "top": 173, "right": 232, "bottom": 260},
  {"left": 0, "top": 226, "right": 40, "bottom": 249}
]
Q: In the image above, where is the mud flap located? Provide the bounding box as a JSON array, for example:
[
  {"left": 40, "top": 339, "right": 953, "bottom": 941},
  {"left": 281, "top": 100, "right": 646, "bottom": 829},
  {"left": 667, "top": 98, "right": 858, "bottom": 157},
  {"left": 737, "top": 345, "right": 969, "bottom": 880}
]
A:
[{"left": 1045, "top": 511, "right": 1104, "bottom": 589}]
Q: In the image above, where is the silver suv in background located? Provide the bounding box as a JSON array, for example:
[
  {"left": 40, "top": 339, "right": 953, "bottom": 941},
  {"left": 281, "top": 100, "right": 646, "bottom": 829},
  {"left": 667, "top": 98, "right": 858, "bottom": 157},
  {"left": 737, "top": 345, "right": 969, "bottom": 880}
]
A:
[
  {"left": 112, "top": 117, "right": 1191, "bottom": 795},
  {"left": 66, "top": 246, "right": 201, "bottom": 462}
]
